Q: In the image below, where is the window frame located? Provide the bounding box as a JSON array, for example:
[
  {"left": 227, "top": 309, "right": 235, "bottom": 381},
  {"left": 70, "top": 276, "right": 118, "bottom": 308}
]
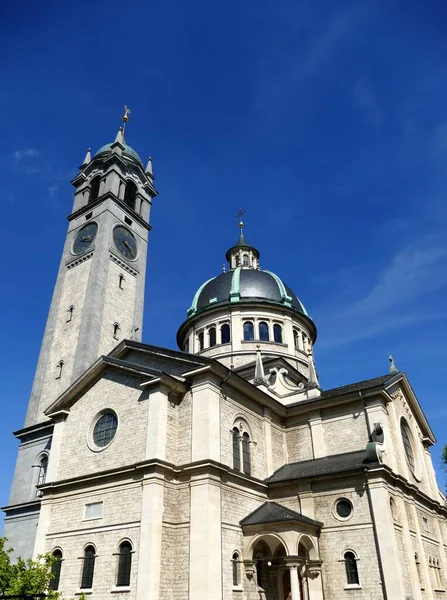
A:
[
  {"left": 208, "top": 326, "right": 217, "bottom": 347},
  {"left": 273, "top": 323, "right": 283, "bottom": 343},
  {"left": 116, "top": 541, "right": 133, "bottom": 587},
  {"left": 220, "top": 323, "right": 231, "bottom": 344},
  {"left": 258, "top": 321, "right": 269, "bottom": 342},
  {"left": 344, "top": 551, "right": 360, "bottom": 587},
  {"left": 80, "top": 545, "right": 96, "bottom": 590},
  {"left": 49, "top": 549, "right": 63, "bottom": 591},
  {"left": 243, "top": 321, "right": 254, "bottom": 341},
  {"left": 232, "top": 421, "right": 252, "bottom": 475}
]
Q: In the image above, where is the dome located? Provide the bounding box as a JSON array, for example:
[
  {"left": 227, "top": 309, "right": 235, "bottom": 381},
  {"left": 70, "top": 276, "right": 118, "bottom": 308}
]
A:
[
  {"left": 94, "top": 142, "right": 143, "bottom": 166},
  {"left": 187, "top": 268, "right": 309, "bottom": 318}
]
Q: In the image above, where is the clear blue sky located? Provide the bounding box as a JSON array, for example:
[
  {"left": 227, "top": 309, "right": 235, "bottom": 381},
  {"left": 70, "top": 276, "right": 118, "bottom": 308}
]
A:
[{"left": 1, "top": 0, "right": 446, "bottom": 512}]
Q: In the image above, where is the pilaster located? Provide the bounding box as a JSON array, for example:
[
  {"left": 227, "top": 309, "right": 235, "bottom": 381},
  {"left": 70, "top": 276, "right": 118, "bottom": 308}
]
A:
[
  {"left": 189, "top": 474, "right": 222, "bottom": 600},
  {"left": 191, "top": 378, "right": 221, "bottom": 462}
]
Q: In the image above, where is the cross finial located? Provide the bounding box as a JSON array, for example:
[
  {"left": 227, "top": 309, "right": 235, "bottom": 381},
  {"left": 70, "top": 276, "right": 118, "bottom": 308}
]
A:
[
  {"left": 122, "top": 105, "right": 131, "bottom": 135},
  {"left": 236, "top": 208, "right": 246, "bottom": 233}
]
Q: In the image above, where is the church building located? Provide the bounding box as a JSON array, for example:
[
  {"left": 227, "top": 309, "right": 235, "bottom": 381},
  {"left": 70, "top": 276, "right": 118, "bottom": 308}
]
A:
[{"left": 3, "top": 115, "right": 447, "bottom": 600}]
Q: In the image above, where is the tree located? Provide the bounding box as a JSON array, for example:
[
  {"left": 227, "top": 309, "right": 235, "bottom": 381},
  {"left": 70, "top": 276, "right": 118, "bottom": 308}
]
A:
[
  {"left": 443, "top": 445, "right": 447, "bottom": 469},
  {"left": 0, "top": 537, "right": 81, "bottom": 600}
]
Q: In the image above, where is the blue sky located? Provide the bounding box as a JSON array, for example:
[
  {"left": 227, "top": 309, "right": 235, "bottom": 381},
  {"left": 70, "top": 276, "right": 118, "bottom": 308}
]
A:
[{"left": 1, "top": 0, "right": 447, "bottom": 513}]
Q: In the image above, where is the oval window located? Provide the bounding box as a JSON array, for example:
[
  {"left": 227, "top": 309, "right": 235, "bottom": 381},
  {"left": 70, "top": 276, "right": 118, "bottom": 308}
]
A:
[{"left": 93, "top": 412, "right": 118, "bottom": 448}]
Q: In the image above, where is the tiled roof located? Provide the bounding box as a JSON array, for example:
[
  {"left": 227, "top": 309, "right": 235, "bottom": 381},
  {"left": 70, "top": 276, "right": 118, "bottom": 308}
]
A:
[
  {"left": 267, "top": 450, "right": 370, "bottom": 483},
  {"left": 240, "top": 501, "right": 323, "bottom": 528},
  {"left": 319, "top": 373, "right": 398, "bottom": 401}
]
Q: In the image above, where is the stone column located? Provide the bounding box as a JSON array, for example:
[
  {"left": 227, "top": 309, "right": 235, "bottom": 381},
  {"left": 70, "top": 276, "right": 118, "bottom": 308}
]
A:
[{"left": 289, "top": 565, "right": 301, "bottom": 600}]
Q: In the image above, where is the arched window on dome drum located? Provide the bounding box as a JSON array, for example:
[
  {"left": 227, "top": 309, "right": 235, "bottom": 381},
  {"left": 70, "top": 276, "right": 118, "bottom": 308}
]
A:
[
  {"left": 344, "top": 552, "right": 359, "bottom": 585},
  {"left": 117, "top": 541, "right": 132, "bottom": 587},
  {"left": 242, "top": 254, "right": 249, "bottom": 266},
  {"left": 124, "top": 181, "right": 137, "bottom": 211},
  {"left": 293, "top": 329, "right": 299, "bottom": 348},
  {"left": 81, "top": 546, "right": 96, "bottom": 589},
  {"left": 198, "top": 331, "right": 204, "bottom": 352},
  {"left": 209, "top": 327, "right": 216, "bottom": 347},
  {"left": 49, "top": 549, "right": 62, "bottom": 590},
  {"left": 221, "top": 323, "right": 231, "bottom": 344},
  {"left": 242, "top": 432, "right": 251, "bottom": 475},
  {"left": 89, "top": 176, "right": 101, "bottom": 204},
  {"left": 259, "top": 321, "right": 269, "bottom": 342},
  {"left": 273, "top": 323, "right": 283, "bottom": 343},
  {"left": 232, "top": 428, "right": 240, "bottom": 470},
  {"left": 243, "top": 322, "right": 254, "bottom": 341}
]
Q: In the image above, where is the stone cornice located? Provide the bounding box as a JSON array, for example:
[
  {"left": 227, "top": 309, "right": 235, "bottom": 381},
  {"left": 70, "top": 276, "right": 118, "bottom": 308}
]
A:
[{"left": 38, "top": 457, "right": 269, "bottom": 497}]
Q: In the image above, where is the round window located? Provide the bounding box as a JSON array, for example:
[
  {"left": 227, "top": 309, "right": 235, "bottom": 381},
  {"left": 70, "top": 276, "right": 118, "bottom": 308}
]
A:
[
  {"left": 336, "top": 499, "right": 353, "bottom": 519},
  {"left": 93, "top": 412, "right": 118, "bottom": 448}
]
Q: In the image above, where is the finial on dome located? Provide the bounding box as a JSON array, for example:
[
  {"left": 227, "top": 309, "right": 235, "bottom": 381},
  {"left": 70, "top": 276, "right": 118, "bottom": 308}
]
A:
[
  {"left": 81, "top": 147, "right": 91, "bottom": 168},
  {"left": 122, "top": 105, "right": 131, "bottom": 135},
  {"left": 389, "top": 355, "right": 398, "bottom": 374},
  {"left": 114, "top": 127, "right": 124, "bottom": 145}
]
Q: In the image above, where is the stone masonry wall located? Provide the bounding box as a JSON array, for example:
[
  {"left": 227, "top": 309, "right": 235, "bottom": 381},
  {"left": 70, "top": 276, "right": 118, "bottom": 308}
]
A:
[
  {"left": 56, "top": 371, "right": 148, "bottom": 481},
  {"left": 46, "top": 525, "right": 140, "bottom": 600},
  {"left": 285, "top": 422, "right": 313, "bottom": 463},
  {"left": 321, "top": 401, "right": 368, "bottom": 455}
]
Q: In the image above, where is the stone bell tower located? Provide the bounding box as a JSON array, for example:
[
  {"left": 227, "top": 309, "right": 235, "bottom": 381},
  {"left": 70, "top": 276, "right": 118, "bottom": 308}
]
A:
[{"left": 2, "top": 111, "right": 158, "bottom": 558}]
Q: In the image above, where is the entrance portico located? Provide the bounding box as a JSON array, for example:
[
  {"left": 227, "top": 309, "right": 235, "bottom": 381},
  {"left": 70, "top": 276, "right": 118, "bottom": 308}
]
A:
[{"left": 240, "top": 502, "right": 324, "bottom": 600}]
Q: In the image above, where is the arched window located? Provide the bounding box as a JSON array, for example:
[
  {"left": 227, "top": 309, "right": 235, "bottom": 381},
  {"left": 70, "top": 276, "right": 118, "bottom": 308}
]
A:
[
  {"left": 89, "top": 176, "right": 101, "bottom": 204},
  {"left": 209, "top": 327, "right": 216, "bottom": 347},
  {"left": 81, "top": 545, "right": 96, "bottom": 589},
  {"left": 293, "top": 329, "right": 299, "bottom": 348},
  {"left": 259, "top": 321, "right": 269, "bottom": 342},
  {"left": 400, "top": 418, "right": 415, "bottom": 473},
  {"left": 242, "top": 432, "right": 251, "bottom": 475},
  {"left": 242, "top": 254, "right": 249, "bottom": 267},
  {"left": 198, "top": 331, "right": 204, "bottom": 352},
  {"left": 37, "top": 455, "right": 48, "bottom": 488},
  {"left": 124, "top": 181, "right": 137, "bottom": 211},
  {"left": 344, "top": 551, "right": 359, "bottom": 585},
  {"left": 232, "top": 427, "right": 240, "bottom": 470},
  {"left": 273, "top": 323, "right": 283, "bottom": 343},
  {"left": 118, "top": 274, "right": 125, "bottom": 289},
  {"left": 113, "top": 322, "right": 121, "bottom": 340},
  {"left": 221, "top": 323, "right": 231, "bottom": 344},
  {"left": 117, "top": 541, "right": 132, "bottom": 587},
  {"left": 243, "top": 321, "right": 254, "bottom": 341},
  {"left": 232, "top": 552, "right": 240, "bottom": 586},
  {"left": 49, "top": 549, "right": 62, "bottom": 591}
]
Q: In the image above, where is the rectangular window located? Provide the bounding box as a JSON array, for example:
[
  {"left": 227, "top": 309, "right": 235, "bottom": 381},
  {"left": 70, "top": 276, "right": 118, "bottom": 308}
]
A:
[{"left": 84, "top": 502, "right": 103, "bottom": 520}]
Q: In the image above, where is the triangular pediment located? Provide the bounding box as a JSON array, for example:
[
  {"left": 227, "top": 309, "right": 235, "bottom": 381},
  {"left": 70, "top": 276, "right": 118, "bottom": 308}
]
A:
[{"left": 240, "top": 501, "right": 322, "bottom": 529}]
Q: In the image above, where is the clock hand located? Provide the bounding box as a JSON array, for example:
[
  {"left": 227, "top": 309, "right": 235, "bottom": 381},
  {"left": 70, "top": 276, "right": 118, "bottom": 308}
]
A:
[{"left": 123, "top": 240, "right": 131, "bottom": 250}]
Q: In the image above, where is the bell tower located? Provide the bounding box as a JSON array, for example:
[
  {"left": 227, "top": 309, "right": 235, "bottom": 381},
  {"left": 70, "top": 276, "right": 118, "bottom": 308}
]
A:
[{"left": 3, "top": 112, "right": 158, "bottom": 558}]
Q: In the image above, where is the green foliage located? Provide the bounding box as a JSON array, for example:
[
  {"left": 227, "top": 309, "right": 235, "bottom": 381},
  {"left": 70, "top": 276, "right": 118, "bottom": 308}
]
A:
[
  {"left": 0, "top": 537, "right": 84, "bottom": 600},
  {"left": 443, "top": 445, "right": 447, "bottom": 467}
]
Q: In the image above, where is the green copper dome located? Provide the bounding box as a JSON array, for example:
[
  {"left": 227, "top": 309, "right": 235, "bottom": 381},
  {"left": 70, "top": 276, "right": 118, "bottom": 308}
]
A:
[{"left": 95, "top": 142, "right": 143, "bottom": 165}]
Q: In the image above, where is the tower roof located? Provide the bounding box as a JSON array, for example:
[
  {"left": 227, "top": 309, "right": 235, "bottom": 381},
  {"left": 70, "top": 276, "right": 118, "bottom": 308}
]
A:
[
  {"left": 94, "top": 141, "right": 143, "bottom": 166},
  {"left": 225, "top": 221, "right": 260, "bottom": 262}
]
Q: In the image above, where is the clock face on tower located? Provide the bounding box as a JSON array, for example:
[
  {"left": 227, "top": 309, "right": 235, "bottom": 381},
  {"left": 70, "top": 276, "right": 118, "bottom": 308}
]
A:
[
  {"left": 113, "top": 225, "right": 138, "bottom": 260},
  {"left": 72, "top": 222, "right": 98, "bottom": 255}
]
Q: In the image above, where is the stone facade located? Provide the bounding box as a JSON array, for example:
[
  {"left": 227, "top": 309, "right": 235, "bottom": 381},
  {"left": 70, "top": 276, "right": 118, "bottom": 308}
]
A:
[{"left": 3, "top": 125, "right": 447, "bottom": 600}]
